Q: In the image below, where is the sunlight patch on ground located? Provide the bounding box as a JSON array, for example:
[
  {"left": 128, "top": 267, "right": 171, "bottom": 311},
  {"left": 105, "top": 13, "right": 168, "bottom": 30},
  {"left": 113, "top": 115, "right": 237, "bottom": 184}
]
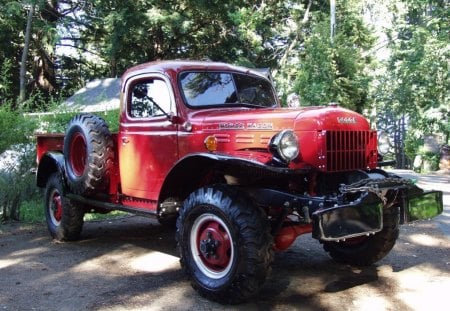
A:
[
  {"left": 101, "top": 287, "right": 192, "bottom": 311},
  {"left": 144, "top": 286, "right": 192, "bottom": 311},
  {"left": 396, "top": 265, "right": 450, "bottom": 311},
  {"left": 9, "top": 246, "right": 48, "bottom": 257},
  {"left": 417, "top": 181, "right": 449, "bottom": 193},
  {"left": 351, "top": 295, "right": 390, "bottom": 311},
  {"left": 130, "top": 251, "right": 179, "bottom": 273},
  {"left": 0, "top": 258, "right": 22, "bottom": 269},
  {"left": 70, "top": 244, "right": 146, "bottom": 273},
  {"left": 69, "top": 244, "right": 179, "bottom": 275},
  {"left": 408, "top": 233, "right": 445, "bottom": 247}
]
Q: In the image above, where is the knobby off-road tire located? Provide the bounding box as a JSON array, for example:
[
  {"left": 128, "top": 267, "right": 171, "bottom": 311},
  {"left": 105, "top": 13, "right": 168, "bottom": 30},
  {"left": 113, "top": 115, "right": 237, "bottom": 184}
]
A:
[
  {"left": 322, "top": 206, "right": 400, "bottom": 266},
  {"left": 44, "top": 173, "right": 84, "bottom": 241},
  {"left": 177, "top": 185, "right": 273, "bottom": 304},
  {"left": 64, "top": 113, "right": 114, "bottom": 196}
]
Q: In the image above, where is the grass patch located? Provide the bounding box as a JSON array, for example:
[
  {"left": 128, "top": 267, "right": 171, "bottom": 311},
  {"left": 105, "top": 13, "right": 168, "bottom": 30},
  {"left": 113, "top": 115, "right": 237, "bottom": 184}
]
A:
[
  {"left": 19, "top": 197, "right": 130, "bottom": 223},
  {"left": 20, "top": 199, "right": 45, "bottom": 223}
]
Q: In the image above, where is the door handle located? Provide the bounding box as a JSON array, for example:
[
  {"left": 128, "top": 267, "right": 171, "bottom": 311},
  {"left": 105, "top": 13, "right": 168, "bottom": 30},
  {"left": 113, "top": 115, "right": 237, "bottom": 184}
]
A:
[{"left": 122, "top": 136, "right": 130, "bottom": 145}]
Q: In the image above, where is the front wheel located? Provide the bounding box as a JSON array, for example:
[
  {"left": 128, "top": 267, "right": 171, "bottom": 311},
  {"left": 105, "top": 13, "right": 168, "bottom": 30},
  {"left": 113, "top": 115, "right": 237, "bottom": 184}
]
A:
[
  {"left": 44, "top": 173, "right": 84, "bottom": 241},
  {"left": 322, "top": 206, "right": 400, "bottom": 266},
  {"left": 177, "top": 186, "right": 273, "bottom": 304}
]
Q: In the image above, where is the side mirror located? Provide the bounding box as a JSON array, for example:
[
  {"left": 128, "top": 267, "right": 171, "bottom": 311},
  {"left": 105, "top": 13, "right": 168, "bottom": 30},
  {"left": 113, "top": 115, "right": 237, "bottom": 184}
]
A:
[{"left": 168, "top": 112, "right": 182, "bottom": 124}]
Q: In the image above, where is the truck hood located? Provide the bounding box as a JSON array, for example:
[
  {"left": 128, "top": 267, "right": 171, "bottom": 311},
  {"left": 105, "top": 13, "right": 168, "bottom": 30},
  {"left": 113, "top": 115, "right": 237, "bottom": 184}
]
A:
[{"left": 189, "top": 106, "right": 370, "bottom": 132}]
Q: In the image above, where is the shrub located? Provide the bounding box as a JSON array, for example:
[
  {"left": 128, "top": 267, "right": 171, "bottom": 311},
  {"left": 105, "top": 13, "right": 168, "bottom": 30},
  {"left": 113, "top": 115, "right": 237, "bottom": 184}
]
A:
[
  {"left": 0, "top": 104, "right": 37, "bottom": 154},
  {"left": 0, "top": 145, "right": 40, "bottom": 222},
  {"left": 33, "top": 109, "right": 119, "bottom": 134},
  {"left": 0, "top": 103, "right": 40, "bottom": 222}
]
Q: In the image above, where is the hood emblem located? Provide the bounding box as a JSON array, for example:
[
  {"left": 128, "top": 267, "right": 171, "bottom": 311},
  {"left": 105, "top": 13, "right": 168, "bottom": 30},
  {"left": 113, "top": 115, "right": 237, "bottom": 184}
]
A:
[{"left": 337, "top": 116, "right": 357, "bottom": 124}]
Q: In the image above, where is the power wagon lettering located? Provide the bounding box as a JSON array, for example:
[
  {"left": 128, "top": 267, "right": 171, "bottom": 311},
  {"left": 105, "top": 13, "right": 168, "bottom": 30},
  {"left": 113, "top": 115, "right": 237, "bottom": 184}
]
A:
[{"left": 219, "top": 122, "right": 273, "bottom": 130}]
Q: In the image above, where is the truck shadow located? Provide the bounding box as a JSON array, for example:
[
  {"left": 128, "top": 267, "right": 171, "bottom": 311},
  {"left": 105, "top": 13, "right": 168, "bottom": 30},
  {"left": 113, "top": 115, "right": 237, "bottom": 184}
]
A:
[
  {"left": 80, "top": 215, "right": 178, "bottom": 256},
  {"left": 3, "top": 214, "right": 447, "bottom": 310},
  {"left": 78, "top": 215, "right": 448, "bottom": 310}
]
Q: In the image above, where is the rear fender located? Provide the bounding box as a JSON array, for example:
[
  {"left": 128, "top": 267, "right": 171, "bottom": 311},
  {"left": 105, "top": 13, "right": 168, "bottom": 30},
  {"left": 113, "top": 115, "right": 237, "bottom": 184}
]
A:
[{"left": 36, "top": 152, "right": 66, "bottom": 188}]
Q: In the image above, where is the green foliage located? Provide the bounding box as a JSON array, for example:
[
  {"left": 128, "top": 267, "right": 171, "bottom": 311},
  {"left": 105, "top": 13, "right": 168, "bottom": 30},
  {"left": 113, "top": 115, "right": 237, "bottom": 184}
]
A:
[
  {"left": 0, "top": 1, "right": 26, "bottom": 102},
  {"left": 291, "top": 1, "right": 375, "bottom": 111},
  {"left": 404, "top": 131, "right": 423, "bottom": 161},
  {"left": 0, "top": 59, "right": 14, "bottom": 101},
  {"left": 0, "top": 146, "right": 39, "bottom": 222},
  {"left": 18, "top": 198, "right": 128, "bottom": 223},
  {"left": 0, "top": 104, "right": 36, "bottom": 154},
  {"left": 294, "top": 20, "right": 335, "bottom": 106},
  {"left": 373, "top": 0, "right": 449, "bottom": 166},
  {"left": 20, "top": 198, "right": 45, "bottom": 223},
  {"left": 35, "top": 109, "right": 119, "bottom": 134}
]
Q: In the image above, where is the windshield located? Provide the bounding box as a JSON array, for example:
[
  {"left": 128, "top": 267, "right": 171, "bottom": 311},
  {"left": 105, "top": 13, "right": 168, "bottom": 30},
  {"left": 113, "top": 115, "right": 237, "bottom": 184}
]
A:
[{"left": 179, "top": 71, "right": 276, "bottom": 108}]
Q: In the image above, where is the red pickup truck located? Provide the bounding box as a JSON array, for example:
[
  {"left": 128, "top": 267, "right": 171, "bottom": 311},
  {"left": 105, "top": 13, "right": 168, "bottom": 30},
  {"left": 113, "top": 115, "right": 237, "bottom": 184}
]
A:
[{"left": 36, "top": 60, "right": 443, "bottom": 303}]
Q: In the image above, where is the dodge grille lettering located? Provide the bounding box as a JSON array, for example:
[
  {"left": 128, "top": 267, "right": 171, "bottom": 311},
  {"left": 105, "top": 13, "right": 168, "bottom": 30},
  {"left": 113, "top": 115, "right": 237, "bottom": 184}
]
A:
[{"left": 337, "top": 116, "right": 357, "bottom": 124}]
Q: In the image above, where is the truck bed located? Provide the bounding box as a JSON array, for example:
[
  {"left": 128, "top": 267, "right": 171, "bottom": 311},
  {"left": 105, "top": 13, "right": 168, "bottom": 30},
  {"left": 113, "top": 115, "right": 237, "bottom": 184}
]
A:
[
  {"left": 36, "top": 133, "right": 65, "bottom": 163},
  {"left": 36, "top": 133, "right": 118, "bottom": 164}
]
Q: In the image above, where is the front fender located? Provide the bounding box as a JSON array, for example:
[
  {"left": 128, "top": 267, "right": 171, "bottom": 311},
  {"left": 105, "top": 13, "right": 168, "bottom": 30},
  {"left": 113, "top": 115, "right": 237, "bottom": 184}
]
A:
[
  {"left": 166, "top": 152, "right": 306, "bottom": 183},
  {"left": 158, "top": 152, "right": 307, "bottom": 205},
  {"left": 36, "top": 152, "right": 65, "bottom": 188}
]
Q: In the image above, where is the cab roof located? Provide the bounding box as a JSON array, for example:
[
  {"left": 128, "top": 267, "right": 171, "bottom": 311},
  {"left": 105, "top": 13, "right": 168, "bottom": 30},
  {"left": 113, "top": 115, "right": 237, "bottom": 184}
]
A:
[{"left": 122, "top": 60, "right": 268, "bottom": 82}]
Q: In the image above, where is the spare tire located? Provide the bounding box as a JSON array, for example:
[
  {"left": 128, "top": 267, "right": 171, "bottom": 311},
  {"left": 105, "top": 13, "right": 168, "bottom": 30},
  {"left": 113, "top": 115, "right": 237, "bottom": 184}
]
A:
[{"left": 64, "top": 114, "right": 114, "bottom": 196}]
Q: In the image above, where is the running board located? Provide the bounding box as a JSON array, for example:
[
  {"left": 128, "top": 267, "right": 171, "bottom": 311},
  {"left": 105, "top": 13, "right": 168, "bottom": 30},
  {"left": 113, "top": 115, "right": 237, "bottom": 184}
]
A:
[{"left": 65, "top": 193, "right": 158, "bottom": 218}]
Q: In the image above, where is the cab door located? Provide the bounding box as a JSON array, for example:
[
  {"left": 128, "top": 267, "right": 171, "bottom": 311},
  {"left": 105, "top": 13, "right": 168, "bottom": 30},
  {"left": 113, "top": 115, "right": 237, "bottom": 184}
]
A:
[{"left": 118, "top": 73, "right": 178, "bottom": 204}]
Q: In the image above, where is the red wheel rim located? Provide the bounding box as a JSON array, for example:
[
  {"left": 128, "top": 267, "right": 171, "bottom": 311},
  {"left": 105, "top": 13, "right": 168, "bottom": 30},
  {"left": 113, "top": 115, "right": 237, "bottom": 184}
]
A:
[
  {"left": 50, "top": 190, "right": 63, "bottom": 225},
  {"left": 70, "top": 132, "right": 87, "bottom": 177},
  {"left": 190, "top": 213, "right": 234, "bottom": 279}
]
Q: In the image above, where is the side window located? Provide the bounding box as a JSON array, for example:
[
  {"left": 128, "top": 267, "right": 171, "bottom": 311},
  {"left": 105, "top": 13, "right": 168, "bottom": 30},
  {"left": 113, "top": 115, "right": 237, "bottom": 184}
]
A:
[
  {"left": 234, "top": 74, "right": 275, "bottom": 107},
  {"left": 129, "top": 79, "right": 172, "bottom": 118}
]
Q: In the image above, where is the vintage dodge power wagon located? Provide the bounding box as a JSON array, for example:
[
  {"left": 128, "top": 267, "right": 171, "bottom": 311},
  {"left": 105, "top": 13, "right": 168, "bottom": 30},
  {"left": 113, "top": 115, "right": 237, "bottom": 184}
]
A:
[{"left": 36, "top": 60, "right": 443, "bottom": 303}]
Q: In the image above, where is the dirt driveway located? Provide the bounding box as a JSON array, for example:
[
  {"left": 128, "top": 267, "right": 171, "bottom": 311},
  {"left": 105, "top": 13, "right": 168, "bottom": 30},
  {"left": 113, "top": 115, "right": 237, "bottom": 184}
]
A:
[{"left": 1, "top": 171, "right": 449, "bottom": 310}]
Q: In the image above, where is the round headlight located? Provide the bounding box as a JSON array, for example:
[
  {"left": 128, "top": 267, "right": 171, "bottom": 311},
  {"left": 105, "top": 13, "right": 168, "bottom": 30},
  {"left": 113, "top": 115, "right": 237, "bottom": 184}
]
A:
[
  {"left": 377, "top": 131, "right": 391, "bottom": 155},
  {"left": 269, "top": 130, "right": 299, "bottom": 163}
]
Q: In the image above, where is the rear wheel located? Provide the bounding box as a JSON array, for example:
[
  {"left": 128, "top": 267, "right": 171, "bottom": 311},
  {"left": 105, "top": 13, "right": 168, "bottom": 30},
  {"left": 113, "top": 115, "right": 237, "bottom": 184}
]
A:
[
  {"left": 64, "top": 114, "right": 114, "bottom": 196},
  {"left": 44, "top": 173, "right": 84, "bottom": 241},
  {"left": 177, "top": 186, "right": 273, "bottom": 304},
  {"left": 322, "top": 206, "right": 400, "bottom": 266}
]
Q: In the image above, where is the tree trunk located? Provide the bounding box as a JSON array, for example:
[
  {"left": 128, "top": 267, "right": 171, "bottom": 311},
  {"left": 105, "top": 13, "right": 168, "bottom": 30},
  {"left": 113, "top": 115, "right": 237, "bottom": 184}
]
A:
[{"left": 19, "top": 3, "right": 35, "bottom": 105}]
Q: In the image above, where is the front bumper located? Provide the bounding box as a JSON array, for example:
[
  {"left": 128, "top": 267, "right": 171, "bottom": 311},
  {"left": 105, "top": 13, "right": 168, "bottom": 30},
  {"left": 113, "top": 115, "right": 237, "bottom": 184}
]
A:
[
  {"left": 247, "top": 178, "right": 443, "bottom": 242},
  {"left": 312, "top": 192, "right": 384, "bottom": 241},
  {"left": 312, "top": 189, "right": 443, "bottom": 241}
]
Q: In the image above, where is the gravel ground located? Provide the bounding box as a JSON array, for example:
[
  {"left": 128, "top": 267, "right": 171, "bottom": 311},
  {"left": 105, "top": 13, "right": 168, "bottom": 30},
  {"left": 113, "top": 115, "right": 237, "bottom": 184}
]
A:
[{"left": 0, "top": 171, "right": 448, "bottom": 311}]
